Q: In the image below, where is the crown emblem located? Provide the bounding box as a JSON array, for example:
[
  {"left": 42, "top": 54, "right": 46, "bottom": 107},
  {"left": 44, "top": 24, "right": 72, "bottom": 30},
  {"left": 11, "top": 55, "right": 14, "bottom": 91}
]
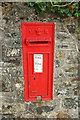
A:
[{"left": 35, "top": 28, "right": 42, "bottom": 35}]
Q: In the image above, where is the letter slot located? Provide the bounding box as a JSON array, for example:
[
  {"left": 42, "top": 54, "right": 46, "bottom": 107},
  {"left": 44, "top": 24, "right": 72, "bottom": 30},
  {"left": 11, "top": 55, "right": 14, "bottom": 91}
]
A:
[{"left": 26, "top": 40, "right": 51, "bottom": 46}]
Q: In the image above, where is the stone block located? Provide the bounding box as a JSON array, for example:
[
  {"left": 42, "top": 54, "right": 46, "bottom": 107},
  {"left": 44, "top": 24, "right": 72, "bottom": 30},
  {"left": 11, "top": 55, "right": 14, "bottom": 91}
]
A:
[
  {"left": 2, "top": 46, "right": 21, "bottom": 57},
  {"left": 62, "top": 97, "right": 78, "bottom": 109},
  {"left": 2, "top": 66, "right": 23, "bottom": 77}
]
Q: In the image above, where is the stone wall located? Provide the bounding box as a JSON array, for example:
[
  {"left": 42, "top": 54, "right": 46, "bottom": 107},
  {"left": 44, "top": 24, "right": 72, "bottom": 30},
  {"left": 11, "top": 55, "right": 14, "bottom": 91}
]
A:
[{"left": 1, "top": 2, "right": 79, "bottom": 119}]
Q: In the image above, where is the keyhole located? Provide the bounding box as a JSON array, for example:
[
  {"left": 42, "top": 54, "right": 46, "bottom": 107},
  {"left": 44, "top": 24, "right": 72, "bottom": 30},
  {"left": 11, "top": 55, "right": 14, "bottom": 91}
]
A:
[{"left": 34, "top": 77, "right": 35, "bottom": 80}]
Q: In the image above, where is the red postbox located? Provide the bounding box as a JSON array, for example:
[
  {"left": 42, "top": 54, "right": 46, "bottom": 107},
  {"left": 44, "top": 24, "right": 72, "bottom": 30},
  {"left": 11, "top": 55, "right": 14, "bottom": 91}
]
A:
[{"left": 21, "top": 22, "right": 55, "bottom": 101}]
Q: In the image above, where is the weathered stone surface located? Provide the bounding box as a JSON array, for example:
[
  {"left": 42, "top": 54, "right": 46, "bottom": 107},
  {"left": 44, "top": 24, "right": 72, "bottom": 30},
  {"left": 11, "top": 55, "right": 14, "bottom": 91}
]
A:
[
  {"left": 2, "top": 46, "right": 21, "bottom": 60},
  {"left": 54, "top": 85, "right": 74, "bottom": 98},
  {"left": 2, "top": 103, "right": 26, "bottom": 115},
  {"left": 62, "top": 98, "right": 78, "bottom": 109},
  {"left": 57, "top": 111, "right": 71, "bottom": 118},
  {"left": 2, "top": 76, "right": 12, "bottom": 92},
  {"left": 36, "top": 106, "right": 54, "bottom": 114},
  {"left": 2, "top": 66, "right": 23, "bottom": 77},
  {"left": 56, "top": 42, "right": 76, "bottom": 50},
  {"left": 56, "top": 50, "right": 78, "bottom": 65}
]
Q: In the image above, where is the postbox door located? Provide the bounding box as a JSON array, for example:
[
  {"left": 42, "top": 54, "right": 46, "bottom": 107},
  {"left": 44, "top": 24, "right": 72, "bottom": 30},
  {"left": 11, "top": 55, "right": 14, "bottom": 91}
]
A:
[{"left": 28, "top": 53, "right": 49, "bottom": 97}]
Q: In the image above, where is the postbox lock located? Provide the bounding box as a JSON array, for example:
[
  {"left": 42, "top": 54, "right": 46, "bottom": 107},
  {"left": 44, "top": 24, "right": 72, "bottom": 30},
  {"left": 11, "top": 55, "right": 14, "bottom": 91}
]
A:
[{"left": 34, "top": 77, "right": 35, "bottom": 80}]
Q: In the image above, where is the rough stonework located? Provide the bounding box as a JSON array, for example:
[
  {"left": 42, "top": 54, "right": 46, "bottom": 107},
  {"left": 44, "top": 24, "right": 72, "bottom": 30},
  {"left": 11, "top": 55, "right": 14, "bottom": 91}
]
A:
[{"left": 0, "top": 2, "right": 79, "bottom": 119}]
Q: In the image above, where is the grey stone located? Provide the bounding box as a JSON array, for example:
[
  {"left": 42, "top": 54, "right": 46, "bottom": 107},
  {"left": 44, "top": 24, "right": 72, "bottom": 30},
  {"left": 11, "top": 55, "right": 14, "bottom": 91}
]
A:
[
  {"left": 2, "top": 58, "right": 21, "bottom": 66},
  {"left": 2, "top": 66, "right": 23, "bottom": 77},
  {"left": 36, "top": 106, "right": 54, "bottom": 114},
  {"left": 28, "top": 103, "right": 36, "bottom": 113},
  {"left": 62, "top": 98, "right": 78, "bottom": 109},
  {"left": 55, "top": 60, "right": 60, "bottom": 68}
]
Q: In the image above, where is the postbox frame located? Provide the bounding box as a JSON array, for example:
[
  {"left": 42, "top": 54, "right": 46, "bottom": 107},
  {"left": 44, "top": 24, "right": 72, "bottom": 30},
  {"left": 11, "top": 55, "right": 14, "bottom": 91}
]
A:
[{"left": 21, "top": 22, "right": 55, "bottom": 101}]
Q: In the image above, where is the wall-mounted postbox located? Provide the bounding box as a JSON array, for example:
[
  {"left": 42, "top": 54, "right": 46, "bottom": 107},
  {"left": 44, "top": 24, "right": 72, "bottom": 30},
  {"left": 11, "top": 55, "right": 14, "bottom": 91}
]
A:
[{"left": 21, "top": 22, "right": 55, "bottom": 101}]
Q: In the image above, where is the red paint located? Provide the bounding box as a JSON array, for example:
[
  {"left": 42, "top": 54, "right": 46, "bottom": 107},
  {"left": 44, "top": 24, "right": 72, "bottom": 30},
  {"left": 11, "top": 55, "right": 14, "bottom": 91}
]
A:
[{"left": 21, "top": 22, "right": 55, "bottom": 101}]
